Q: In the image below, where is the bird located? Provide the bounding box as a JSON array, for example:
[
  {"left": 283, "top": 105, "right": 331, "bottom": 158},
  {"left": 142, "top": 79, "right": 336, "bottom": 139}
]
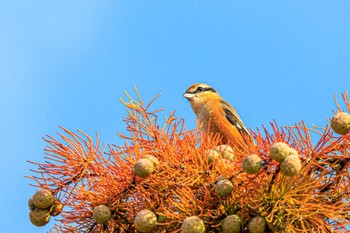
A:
[{"left": 183, "top": 83, "right": 251, "bottom": 151}]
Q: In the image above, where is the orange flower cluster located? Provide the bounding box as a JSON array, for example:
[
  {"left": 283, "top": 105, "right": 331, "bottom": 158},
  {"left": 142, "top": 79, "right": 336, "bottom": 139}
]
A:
[{"left": 27, "top": 89, "right": 350, "bottom": 232}]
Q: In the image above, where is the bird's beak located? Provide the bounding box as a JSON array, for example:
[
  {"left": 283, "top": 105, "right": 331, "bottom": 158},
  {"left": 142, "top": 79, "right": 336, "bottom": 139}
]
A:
[{"left": 183, "top": 93, "right": 192, "bottom": 100}]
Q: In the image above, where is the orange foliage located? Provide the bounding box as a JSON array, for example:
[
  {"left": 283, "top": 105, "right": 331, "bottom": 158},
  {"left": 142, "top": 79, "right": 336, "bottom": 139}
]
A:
[{"left": 27, "top": 90, "right": 350, "bottom": 232}]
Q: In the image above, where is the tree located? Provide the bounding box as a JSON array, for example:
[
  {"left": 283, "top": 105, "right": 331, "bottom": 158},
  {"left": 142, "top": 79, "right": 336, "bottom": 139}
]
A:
[{"left": 27, "top": 89, "right": 350, "bottom": 232}]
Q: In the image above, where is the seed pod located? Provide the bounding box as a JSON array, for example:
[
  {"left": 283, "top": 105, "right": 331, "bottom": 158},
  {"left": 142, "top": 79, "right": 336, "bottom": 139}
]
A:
[
  {"left": 242, "top": 154, "right": 262, "bottom": 174},
  {"left": 215, "top": 179, "right": 233, "bottom": 198},
  {"left": 29, "top": 208, "right": 51, "bottom": 227},
  {"left": 50, "top": 199, "right": 63, "bottom": 216},
  {"left": 280, "top": 155, "right": 301, "bottom": 177},
  {"left": 270, "top": 142, "right": 290, "bottom": 163},
  {"left": 28, "top": 196, "right": 35, "bottom": 210},
  {"left": 181, "top": 216, "right": 205, "bottom": 233},
  {"left": 145, "top": 155, "right": 160, "bottom": 166},
  {"left": 203, "top": 149, "right": 220, "bottom": 164},
  {"left": 222, "top": 215, "right": 242, "bottom": 233},
  {"left": 134, "top": 158, "right": 155, "bottom": 178},
  {"left": 134, "top": 209, "right": 157, "bottom": 233},
  {"left": 248, "top": 216, "right": 266, "bottom": 233},
  {"left": 32, "top": 189, "right": 55, "bottom": 209},
  {"left": 93, "top": 205, "right": 111, "bottom": 224},
  {"left": 288, "top": 147, "right": 298, "bottom": 156},
  {"left": 215, "top": 145, "right": 235, "bottom": 161},
  {"left": 331, "top": 112, "right": 350, "bottom": 135}
]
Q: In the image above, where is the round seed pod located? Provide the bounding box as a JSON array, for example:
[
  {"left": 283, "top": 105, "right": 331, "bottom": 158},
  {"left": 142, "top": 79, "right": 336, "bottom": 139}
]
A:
[
  {"left": 331, "top": 112, "right": 350, "bottom": 135},
  {"left": 32, "top": 189, "right": 55, "bottom": 209},
  {"left": 203, "top": 149, "right": 220, "bottom": 164},
  {"left": 280, "top": 155, "right": 301, "bottom": 177},
  {"left": 134, "top": 158, "right": 155, "bottom": 178},
  {"left": 145, "top": 155, "right": 160, "bottom": 166},
  {"left": 214, "top": 145, "right": 235, "bottom": 161},
  {"left": 242, "top": 154, "right": 262, "bottom": 174},
  {"left": 28, "top": 195, "right": 35, "bottom": 210},
  {"left": 214, "top": 179, "right": 233, "bottom": 198},
  {"left": 270, "top": 142, "right": 290, "bottom": 163},
  {"left": 181, "top": 216, "right": 205, "bottom": 233},
  {"left": 134, "top": 209, "right": 157, "bottom": 233},
  {"left": 288, "top": 147, "right": 298, "bottom": 156},
  {"left": 29, "top": 208, "right": 51, "bottom": 227},
  {"left": 50, "top": 199, "right": 63, "bottom": 216},
  {"left": 248, "top": 216, "right": 266, "bottom": 233},
  {"left": 93, "top": 205, "right": 111, "bottom": 224},
  {"left": 222, "top": 215, "right": 242, "bottom": 233}
]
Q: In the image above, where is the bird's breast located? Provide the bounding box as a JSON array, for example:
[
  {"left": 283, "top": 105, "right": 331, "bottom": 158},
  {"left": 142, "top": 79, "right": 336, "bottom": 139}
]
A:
[{"left": 194, "top": 101, "right": 224, "bottom": 134}]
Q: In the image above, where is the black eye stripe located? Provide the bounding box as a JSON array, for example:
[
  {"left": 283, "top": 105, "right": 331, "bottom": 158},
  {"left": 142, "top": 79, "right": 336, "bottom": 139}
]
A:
[{"left": 193, "top": 87, "right": 216, "bottom": 94}]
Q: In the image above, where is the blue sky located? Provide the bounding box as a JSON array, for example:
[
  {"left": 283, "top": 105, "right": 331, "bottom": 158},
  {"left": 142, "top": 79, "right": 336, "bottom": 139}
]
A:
[{"left": 1, "top": 1, "right": 349, "bottom": 232}]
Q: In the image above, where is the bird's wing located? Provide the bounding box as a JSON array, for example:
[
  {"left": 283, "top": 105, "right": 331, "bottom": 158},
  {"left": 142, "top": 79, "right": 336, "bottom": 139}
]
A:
[{"left": 221, "top": 100, "right": 250, "bottom": 136}]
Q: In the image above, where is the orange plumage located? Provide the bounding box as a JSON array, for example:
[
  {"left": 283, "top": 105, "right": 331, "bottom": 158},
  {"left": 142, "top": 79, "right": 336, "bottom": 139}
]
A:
[{"left": 184, "top": 83, "right": 251, "bottom": 151}]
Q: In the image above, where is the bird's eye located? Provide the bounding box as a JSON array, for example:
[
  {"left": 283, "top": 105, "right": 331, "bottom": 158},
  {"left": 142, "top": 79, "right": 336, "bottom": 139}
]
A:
[{"left": 196, "top": 86, "right": 204, "bottom": 93}]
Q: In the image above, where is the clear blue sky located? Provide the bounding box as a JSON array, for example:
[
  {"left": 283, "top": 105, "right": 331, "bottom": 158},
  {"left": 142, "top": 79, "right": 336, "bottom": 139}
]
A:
[{"left": 1, "top": 1, "right": 349, "bottom": 232}]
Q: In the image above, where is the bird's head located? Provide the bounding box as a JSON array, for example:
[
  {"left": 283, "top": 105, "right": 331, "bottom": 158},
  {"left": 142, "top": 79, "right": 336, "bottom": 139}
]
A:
[
  {"left": 183, "top": 83, "right": 219, "bottom": 102},
  {"left": 183, "top": 83, "right": 221, "bottom": 113}
]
